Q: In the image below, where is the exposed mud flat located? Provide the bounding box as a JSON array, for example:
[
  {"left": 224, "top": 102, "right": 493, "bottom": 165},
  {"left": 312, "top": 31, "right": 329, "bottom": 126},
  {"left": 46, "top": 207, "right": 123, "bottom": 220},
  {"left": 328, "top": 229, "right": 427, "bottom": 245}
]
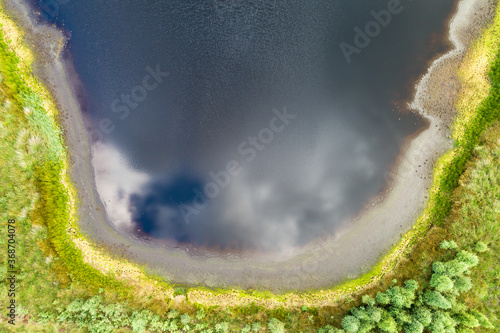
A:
[{"left": 3, "top": 0, "right": 496, "bottom": 292}]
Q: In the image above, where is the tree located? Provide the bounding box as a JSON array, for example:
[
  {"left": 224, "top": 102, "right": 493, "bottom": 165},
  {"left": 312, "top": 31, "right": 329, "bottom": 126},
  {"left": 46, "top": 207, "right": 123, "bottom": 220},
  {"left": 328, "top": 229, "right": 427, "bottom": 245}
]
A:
[
  {"left": 389, "top": 307, "right": 412, "bottom": 326},
  {"left": 376, "top": 292, "right": 390, "bottom": 305},
  {"left": 367, "top": 306, "right": 382, "bottom": 323},
  {"left": 412, "top": 307, "right": 432, "bottom": 327},
  {"left": 351, "top": 308, "right": 369, "bottom": 322},
  {"left": 318, "top": 326, "right": 345, "bottom": 333},
  {"left": 429, "top": 274, "right": 454, "bottom": 293},
  {"left": 452, "top": 275, "right": 472, "bottom": 292},
  {"left": 473, "top": 241, "right": 488, "bottom": 252},
  {"left": 341, "top": 315, "right": 360, "bottom": 333},
  {"left": 361, "top": 295, "right": 376, "bottom": 307},
  {"left": 404, "top": 280, "right": 419, "bottom": 292},
  {"left": 423, "top": 291, "right": 452, "bottom": 309},
  {"left": 403, "top": 318, "right": 424, "bottom": 333},
  {"left": 377, "top": 310, "right": 398, "bottom": 333},
  {"left": 454, "top": 312, "right": 479, "bottom": 328},
  {"left": 428, "top": 311, "right": 456, "bottom": 333},
  {"left": 455, "top": 251, "right": 479, "bottom": 267},
  {"left": 469, "top": 310, "right": 494, "bottom": 328},
  {"left": 443, "top": 260, "right": 469, "bottom": 277}
]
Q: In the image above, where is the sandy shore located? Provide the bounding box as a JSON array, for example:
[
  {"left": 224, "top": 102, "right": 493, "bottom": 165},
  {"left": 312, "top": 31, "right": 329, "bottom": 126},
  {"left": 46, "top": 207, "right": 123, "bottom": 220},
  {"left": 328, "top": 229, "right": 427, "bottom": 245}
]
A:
[{"left": 3, "top": 0, "right": 496, "bottom": 293}]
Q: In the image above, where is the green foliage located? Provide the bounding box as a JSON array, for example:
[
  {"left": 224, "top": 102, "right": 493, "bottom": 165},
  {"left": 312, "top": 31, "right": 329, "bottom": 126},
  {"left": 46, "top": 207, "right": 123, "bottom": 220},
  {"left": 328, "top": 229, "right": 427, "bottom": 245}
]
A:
[
  {"left": 429, "top": 274, "right": 455, "bottom": 293},
  {"left": 318, "top": 326, "right": 346, "bottom": 333},
  {"left": 251, "top": 321, "right": 261, "bottom": 332},
  {"left": 423, "top": 290, "right": 452, "bottom": 309},
  {"left": 215, "top": 322, "right": 229, "bottom": 333},
  {"left": 403, "top": 318, "right": 424, "bottom": 333},
  {"left": 454, "top": 312, "right": 480, "bottom": 328},
  {"left": 473, "top": 241, "right": 488, "bottom": 252},
  {"left": 268, "top": 318, "right": 285, "bottom": 333},
  {"left": 173, "top": 286, "right": 187, "bottom": 297},
  {"left": 455, "top": 251, "right": 479, "bottom": 267},
  {"left": 376, "top": 292, "right": 391, "bottom": 305},
  {"left": 412, "top": 307, "right": 432, "bottom": 327},
  {"left": 377, "top": 310, "right": 398, "bottom": 333},
  {"left": 196, "top": 308, "right": 206, "bottom": 320},
  {"left": 452, "top": 275, "right": 472, "bottom": 292},
  {"left": 341, "top": 315, "right": 360, "bottom": 333},
  {"left": 439, "top": 240, "right": 458, "bottom": 250},
  {"left": 469, "top": 309, "right": 494, "bottom": 328},
  {"left": 361, "top": 295, "right": 376, "bottom": 307},
  {"left": 428, "top": 311, "right": 456, "bottom": 333},
  {"left": 180, "top": 313, "right": 192, "bottom": 325}
]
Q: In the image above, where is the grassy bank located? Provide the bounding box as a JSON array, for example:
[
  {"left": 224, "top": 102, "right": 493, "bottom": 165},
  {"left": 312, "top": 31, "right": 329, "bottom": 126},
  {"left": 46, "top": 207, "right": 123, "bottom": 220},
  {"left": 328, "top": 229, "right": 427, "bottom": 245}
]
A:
[{"left": 0, "top": 0, "right": 499, "bottom": 332}]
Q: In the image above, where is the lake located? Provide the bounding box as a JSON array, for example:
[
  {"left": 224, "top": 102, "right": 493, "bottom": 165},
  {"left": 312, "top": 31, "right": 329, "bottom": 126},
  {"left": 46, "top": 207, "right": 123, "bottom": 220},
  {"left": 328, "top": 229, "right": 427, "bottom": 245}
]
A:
[{"left": 29, "top": 0, "right": 456, "bottom": 252}]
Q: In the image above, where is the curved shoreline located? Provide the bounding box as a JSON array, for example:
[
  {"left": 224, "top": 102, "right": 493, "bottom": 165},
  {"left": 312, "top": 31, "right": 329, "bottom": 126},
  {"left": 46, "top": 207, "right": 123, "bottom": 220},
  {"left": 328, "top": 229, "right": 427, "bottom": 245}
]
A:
[{"left": 2, "top": 0, "right": 495, "bottom": 296}]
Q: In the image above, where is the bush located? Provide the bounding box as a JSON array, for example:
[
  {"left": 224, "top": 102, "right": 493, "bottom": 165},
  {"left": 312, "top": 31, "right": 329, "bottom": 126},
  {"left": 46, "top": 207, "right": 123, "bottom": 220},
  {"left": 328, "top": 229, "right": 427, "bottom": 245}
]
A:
[
  {"left": 341, "top": 315, "right": 360, "bottom": 333},
  {"left": 473, "top": 241, "right": 488, "bottom": 252},
  {"left": 469, "top": 310, "right": 494, "bottom": 328},
  {"left": 439, "top": 240, "right": 458, "bottom": 250},
  {"left": 180, "top": 313, "right": 191, "bottom": 325},
  {"left": 215, "top": 321, "right": 229, "bottom": 333},
  {"left": 412, "top": 307, "right": 432, "bottom": 327},
  {"left": 423, "top": 291, "right": 452, "bottom": 309},
  {"left": 454, "top": 312, "right": 480, "bottom": 328},
  {"left": 251, "top": 322, "right": 261, "bottom": 332},
  {"left": 404, "top": 280, "right": 419, "bottom": 292},
  {"left": 361, "top": 295, "right": 376, "bottom": 307},
  {"left": 376, "top": 292, "right": 391, "bottom": 305},
  {"left": 429, "top": 274, "right": 454, "bottom": 293},
  {"left": 318, "top": 326, "right": 345, "bottom": 333},
  {"left": 452, "top": 276, "right": 472, "bottom": 292},
  {"left": 428, "top": 311, "right": 456, "bottom": 333},
  {"left": 455, "top": 251, "right": 479, "bottom": 267},
  {"left": 403, "top": 318, "right": 424, "bottom": 333},
  {"left": 377, "top": 310, "right": 398, "bottom": 333},
  {"left": 268, "top": 318, "right": 285, "bottom": 333},
  {"left": 367, "top": 306, "right": 382, "bottom": 323}
]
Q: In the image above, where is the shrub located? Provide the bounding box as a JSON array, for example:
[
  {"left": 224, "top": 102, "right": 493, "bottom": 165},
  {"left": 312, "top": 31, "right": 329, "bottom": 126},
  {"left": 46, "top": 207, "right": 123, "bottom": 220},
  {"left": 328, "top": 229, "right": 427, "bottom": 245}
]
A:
[
  {"left": 376, "top": 292, "right": 391, "bottom": 305},
  {"left": 341, "top": 315, "right": 360, "bottom": 333},
  {"left": 361, "top": 295, "right": 376, "bottom": 307},
  {"left": 469, "top": 310, "right": 494, "bottom": 328},
  {"left": 215, "top": 321, "right": 229, "bottom": 333},
  {"left": 473, "top": 241, "right": 488, "bottom": 252},
  {"left": 367, "top": 307, "right": 382, "bottom": 323},
  {"left": 454, "top": 312, "right": 480, "bottom": 328},
  {"left": 377, "top": 310, "right": 398, "bottom": 333},
  {"left": 404, "top": 280, "right": 419, "bottom": 292},
  {"left": 318, "top": 326, "right": 345, "bottom": 333},
  {"left": 412, "top": 307, "right": 432, "bottom": 327},
  {"left": 251, "top": 322, "right": 261, "bottom": 332},
  {"left": 196, "top": 308, "right": 206, "bottom": 320},
  {"left": 455, "top": 251, "right": 479, "bottom": 267},
  {"left": 403, "top": 318, "right": 424, "bottom": 333},
  {"left": 452, "top": 276, "right": 472, "bottom": 292},
  {"left": 268, "top": 318, "right": 285, "bottom": 333},
  {"left": 439, "top": 240, "right": 458, "bottom": 250},
  {"left": 429, "top": 274, "right": 454, "bottom": 293},
  {"left": 428, "top": 311, "right": 456, "bottom": 333},
  {"left": 423, "top": 291, "right": 452, "bottom": 309},
  {"left": 442, "top": 260, "right": 469, "bottom": 277},
  {"left": 180, "top": 313, "right": 191, "bottom": 325},
  {"left": 351, "top": 307, "right": 370, "bottom": 321}
]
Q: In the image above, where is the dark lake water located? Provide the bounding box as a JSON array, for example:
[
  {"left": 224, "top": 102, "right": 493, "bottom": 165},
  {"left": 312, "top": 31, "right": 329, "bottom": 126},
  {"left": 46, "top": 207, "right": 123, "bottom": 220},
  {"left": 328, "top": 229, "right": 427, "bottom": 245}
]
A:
[{"left": 30, "top": 0, "right": 455, "bottom": 252}]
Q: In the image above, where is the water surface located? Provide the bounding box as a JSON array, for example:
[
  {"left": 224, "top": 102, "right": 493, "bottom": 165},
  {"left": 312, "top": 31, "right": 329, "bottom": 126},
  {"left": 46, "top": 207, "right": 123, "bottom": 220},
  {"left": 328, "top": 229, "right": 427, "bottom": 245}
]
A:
[{"left": 30, "top": 0, "right": 455, "bottom": 252}]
